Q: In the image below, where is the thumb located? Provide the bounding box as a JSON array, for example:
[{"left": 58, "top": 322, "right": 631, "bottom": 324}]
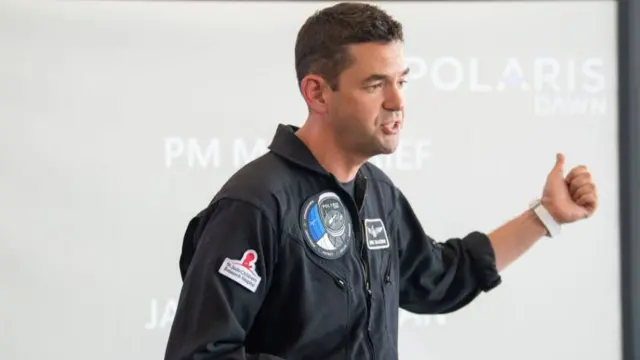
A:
[
  {"left": 552, "top": 153, "right": 565, "bottom": 175},
  {"left": 553, "top": 153, "right": 564, "bottom": 173}
]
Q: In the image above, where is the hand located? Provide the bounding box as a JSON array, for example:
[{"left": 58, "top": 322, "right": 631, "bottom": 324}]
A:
[{"left": 541, "top": 153, "right": 598, "bottom": 224}]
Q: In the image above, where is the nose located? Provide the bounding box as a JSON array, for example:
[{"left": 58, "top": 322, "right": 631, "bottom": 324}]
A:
[{"left": 383, "top": 84, "right": 404, "bottom": 112}]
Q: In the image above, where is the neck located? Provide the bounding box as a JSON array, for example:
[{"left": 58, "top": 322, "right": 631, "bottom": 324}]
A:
[{"left": 296, "top": 118, "right": 365, "bottom": 183}]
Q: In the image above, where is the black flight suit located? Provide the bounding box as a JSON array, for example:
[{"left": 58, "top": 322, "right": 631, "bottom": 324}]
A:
[{"left": 164, "top": 124, "right": 502, "bottom": 360}]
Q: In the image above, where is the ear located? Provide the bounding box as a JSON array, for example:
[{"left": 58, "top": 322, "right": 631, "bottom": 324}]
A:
[{"left": 300, "top": 74, "right": 329, "bottom": 114}]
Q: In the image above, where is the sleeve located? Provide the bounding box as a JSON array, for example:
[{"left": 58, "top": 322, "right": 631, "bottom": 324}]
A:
[
  {"left": 164, "top": 198, "right": 286, "bottom": 360},
  {"left": 394, "top": 190, "right": 502, "bottom": 315}
]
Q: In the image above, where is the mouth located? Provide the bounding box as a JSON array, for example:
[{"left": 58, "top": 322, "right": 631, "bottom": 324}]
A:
[{"left": 381, "top": 120, "right": 401, "bottom": 135}]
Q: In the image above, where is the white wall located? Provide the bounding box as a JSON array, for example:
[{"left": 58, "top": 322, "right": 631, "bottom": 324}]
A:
[{"left": 0, "top": 1, "right": 620, "bottom": 359}]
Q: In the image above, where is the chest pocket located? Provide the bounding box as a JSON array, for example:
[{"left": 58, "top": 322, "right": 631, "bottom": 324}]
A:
[
  {"left": 380, "top": 248, "right": 399, "bottom": 354},
  {"left": 275, "top": 228, "right": 353, "bottom": 360},
  {"left": 361, "top": 216, "right": 400, "bottom": 357}
]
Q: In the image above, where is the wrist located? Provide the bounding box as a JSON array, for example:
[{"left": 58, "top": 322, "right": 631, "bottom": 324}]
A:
[
  {"left": 525, "top": 208, "right": 549, "bottom": 238},
  {"left": 529, "top": 198, "right": 562, "bottom": 237}
]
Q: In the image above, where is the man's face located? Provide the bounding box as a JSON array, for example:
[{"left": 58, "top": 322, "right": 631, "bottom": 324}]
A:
[{"left": 325, "top": 41, "right": 408, "bottom": 159}]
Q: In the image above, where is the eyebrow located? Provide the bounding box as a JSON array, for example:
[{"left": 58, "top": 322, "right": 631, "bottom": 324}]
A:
[{"left": 362, "top": 67, "right": 411, "bottom": 84}]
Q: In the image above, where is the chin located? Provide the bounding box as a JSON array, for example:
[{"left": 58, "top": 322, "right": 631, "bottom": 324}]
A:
[
  {"left": 378, "top": 146, "right": 397, "bottom": 155},
  {"left": 382, "top": 137, "right": 400, "bottom": 153},
  {"left": 361, "top": 135, "right": 400, "bottom": 158},
  {"left": 372, "top": 142, "right": 398, "bottom": 156}
]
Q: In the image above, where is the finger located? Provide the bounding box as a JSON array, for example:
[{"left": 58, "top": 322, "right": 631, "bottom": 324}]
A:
[
  {"left": 576, "top": 193, "right": 598, "bottom": 214},
  {"left": 568, "top": 173, "right": 593, "bottom": 197},
  {"left": 565, "top": 167, "right": 589, "bottom": 187},
  {"left": 572, "top": 182, "right": 596, "bottom": 201},
  {"left": 565, "top": 165, "right": 587, "bottom": 181},
  {"left": 565, "top": 165, "right": 588, "bottom": 184}
]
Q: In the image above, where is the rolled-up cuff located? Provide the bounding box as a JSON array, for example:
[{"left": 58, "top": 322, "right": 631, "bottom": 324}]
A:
[{"left": 465, "top": 231, "right": 502, "bottom": 292}]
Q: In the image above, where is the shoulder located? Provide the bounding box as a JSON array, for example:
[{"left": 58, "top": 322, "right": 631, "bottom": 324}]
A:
[{"left": 209, "top": 151, "right": 298, "bottom": 222}]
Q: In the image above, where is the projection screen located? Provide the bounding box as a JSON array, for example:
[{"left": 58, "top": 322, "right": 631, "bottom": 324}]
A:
[{"left": 0, "top": 1, "right": 620, "bottom": 360}]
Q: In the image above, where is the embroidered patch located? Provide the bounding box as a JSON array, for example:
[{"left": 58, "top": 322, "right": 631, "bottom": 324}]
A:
[
  {"left": 300, "top": 191, "right": 353, "bottom": 260},
  {"left": 218, "top": 249, "right": 261, "bottom": 292},
  {"left": 364, "top": 218, "right": 390, "bottom": 250}
]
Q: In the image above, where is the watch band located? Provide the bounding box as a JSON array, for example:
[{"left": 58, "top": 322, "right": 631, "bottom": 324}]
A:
[{"left": 530, "top": 199, "right": 561, "bottom": 237}]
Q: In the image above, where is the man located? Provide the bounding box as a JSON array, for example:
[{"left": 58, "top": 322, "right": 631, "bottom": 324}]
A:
[{"left": 164, "top": 2, "right": 598, "bottom": 360}]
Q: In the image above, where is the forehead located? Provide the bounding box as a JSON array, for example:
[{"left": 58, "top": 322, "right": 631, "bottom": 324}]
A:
[{"left": 343, "top": 41, "right": 406, "bottom": 77}]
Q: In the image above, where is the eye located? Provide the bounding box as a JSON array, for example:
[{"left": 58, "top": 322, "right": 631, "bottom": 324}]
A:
[
  {"left": 398, "top": 79, "right": 408, "bottom": 88},
  {"left": 365, "top": 83, "right": 384, "bottom": 92}
]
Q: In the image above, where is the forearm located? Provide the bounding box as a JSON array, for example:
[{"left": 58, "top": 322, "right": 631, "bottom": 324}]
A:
[{"left": 488, "top": 209, "right": 548, "bottom": 272}]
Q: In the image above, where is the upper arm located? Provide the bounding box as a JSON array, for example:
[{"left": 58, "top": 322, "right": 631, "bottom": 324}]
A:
[
  {"left": 394, "top": 190, "right": 501, "bottom": 314},
  {"left": 164, "top": 198, "right": 281, "bottom": 360}
]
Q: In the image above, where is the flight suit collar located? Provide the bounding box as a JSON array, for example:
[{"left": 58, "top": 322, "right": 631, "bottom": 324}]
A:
[
  {"left": 268, "top": 123, "right": 331, "bottom": 176},
  {"left": 268, "top": 123, "right": 368, "bottom": 208}
]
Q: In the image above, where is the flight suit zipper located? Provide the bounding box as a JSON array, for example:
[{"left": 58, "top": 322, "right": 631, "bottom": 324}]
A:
[
  {"left": 356, "top": 178, "right": 375, "bottom": 360},
  {"left": 331, "top": 173, "right": 375, "bottom": 359}
]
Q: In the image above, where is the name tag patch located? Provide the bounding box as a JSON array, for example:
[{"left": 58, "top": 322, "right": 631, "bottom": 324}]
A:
[
  {"left": 364, "top": 218, "right": 390, "bottom": 250},
  {"left": 218, "top": 249, "right": 262, "bottom": 293}
]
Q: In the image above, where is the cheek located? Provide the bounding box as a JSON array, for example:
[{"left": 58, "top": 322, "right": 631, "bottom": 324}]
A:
[
  {"left": 330, "top": 91, "right": 382, "bottom": 129},
  {"left": 348, "top": 94, "right": 381, "bottom": 120}
]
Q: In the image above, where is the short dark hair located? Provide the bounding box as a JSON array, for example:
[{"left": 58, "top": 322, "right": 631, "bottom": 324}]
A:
[{"left": 294, "top": 2, "right": 404, "bottom": 91}]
